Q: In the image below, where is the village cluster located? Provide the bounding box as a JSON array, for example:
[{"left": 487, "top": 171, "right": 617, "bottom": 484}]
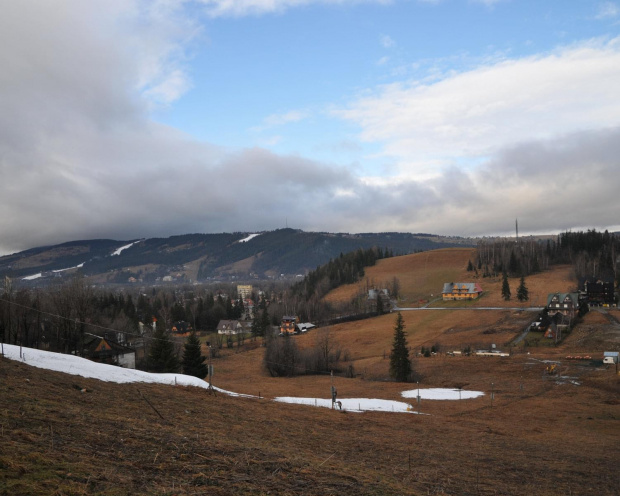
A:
[{"left": 80, "top": 276, "right": 618, "bottom": 371}]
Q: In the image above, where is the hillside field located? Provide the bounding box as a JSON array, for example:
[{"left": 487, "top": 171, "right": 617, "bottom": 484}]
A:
[{"left": 324, "top": 248, "right": 575, "bottom": 309}]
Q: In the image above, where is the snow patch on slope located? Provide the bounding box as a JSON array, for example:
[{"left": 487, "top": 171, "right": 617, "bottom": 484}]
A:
[
  {"left": 401, "top": 388, "right": 484, "bottom": 400},
  {"left": 1, "top": 344, "right": 253, "bottom": 398},
  {"left": 238, "top": 233, "right": 261, "bottom": 243},
  {"left": 112, "top": 240, "right": 141, "bottom": 256}
]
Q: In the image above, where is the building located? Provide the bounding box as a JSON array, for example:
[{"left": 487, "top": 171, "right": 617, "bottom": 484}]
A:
[
  {"left": 546, "top": 293, "right": 580, "bottom": 318},
  {"left": 237, "top": 285, "right": 253, "bottom": 299},
  {"left": 83, "top": 334, "right": 136, "bottom": 368},
  {"left": 581, "top": 279, "right": 615, "bottom": 307},
  {"left": 442, "top": 282, "right": 483, "bottom": 301},
  {"left": 217, "top": 320, "right": 245, "bottom": 335},
  {"left": 280, "top": 316, "right": 298, "bottom": 335}
]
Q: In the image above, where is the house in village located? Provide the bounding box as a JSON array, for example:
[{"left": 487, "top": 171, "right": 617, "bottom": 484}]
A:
[
  {"left": 280, "top": 316, "right": 298, "bottom": 335},
  {"left": 367, "top": 288, "right": 391, "bottom": 311},
  {"left": 442, "top": 282, "right": 483, "bottom": 301},
  {"left": 217, "top": 320, "right": 251, "bottom": 335},
  {"left": 546, "top": 293, "right": 580, "bottom": 318},
  {"left": 279, "top": 316, "right": 316, "bottom": 335},
  {"left": 83, "top": 334, "right": 136, "bottom": 369},
  {"left": 171, "top": 321, "right": 193, "bottom": 335},
  {"left": 580, "top": 278, "right": 615, "bottom": 307}
]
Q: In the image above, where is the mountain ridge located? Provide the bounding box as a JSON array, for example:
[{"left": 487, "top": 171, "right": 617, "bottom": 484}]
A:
[{"left": 0, "top": 229, "right": 475, "bottom": 285}]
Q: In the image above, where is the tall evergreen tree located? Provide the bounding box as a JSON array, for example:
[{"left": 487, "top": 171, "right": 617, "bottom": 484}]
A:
[
  {"left": 376, "top": 294, "right": 385, "bottom": 315},
  {"left": 501, "top": 272, "right": 511, "bottom": 301},
  {"left": 182, "top": 332, "right": 208, "bottom": 379},
  {"left": 148, "top": 325, "right": 179, "bottom": 373},
  {"left": 389, "top": 312, "right": 411, "bottom": 382},
  {"left": 509, "top": 250, "right": 519, "bottom": 275},
  {"left": 260, "top": 309, "right": 271, "bottom": 339},
  {"left": 517, "top": 276, "right": 529, "bottom": 302},
  {"left": 251, "top": 310, "right": 261, "bottom": 339}
]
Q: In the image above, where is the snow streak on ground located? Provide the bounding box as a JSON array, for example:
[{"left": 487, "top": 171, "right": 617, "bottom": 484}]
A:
[
  {"left": 238, "top": 233, "right": 261, "bottom": 243},
  {"left": 401, "top": 388, "right": 484, "bottom": 400},
  {"left": 1, "top": 345, "right": 254, "bottom": 398},
  {"left": 112, "top": 240, "right": 141, "bottom": 256},
  {"left": 22, "top": 263, "right": 85, "bottom": 281}
]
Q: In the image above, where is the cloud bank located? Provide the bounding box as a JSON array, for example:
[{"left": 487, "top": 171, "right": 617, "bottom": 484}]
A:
[{"left": 0, "top": 1, "right": 619, "bottom": 255}]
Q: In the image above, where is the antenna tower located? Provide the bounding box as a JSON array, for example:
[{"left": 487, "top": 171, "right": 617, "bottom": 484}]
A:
[{"left": 515, "top": 219, "right": 519, "bottom": 243}]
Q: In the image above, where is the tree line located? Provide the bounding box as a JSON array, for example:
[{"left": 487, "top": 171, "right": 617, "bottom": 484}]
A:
[{"left": 473, "top": 229, "right": 618, "bottom": 284}]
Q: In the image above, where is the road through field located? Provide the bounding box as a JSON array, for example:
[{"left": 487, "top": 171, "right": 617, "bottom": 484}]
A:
[{"left": 393, "top": 306, "right": 544, "bottom": 311}]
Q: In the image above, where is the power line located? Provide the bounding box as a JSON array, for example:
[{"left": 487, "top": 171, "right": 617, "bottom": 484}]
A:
[{"left": 0, "top": 296, "right": 169, "bottom": 344}]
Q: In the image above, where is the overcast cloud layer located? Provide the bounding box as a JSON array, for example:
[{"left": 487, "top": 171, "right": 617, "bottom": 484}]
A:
[{"left": 1, "top": 1, "right": 619, "bottom": 255}]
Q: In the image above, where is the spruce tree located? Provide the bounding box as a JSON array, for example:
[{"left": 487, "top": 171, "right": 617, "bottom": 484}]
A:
[
  {"left": 260, "top": 309, "right": 271, "bottom": 338},
  {"left": 501, "top": 272, "right": 511, "bottom": 301},
  {"left": 182, "top": 332, "right": 208, "bottom": 379},
  {"left": 389, "top": 312, "right": 411, "bottom": 382},
  {"left": 376, "top": 294, "right": 385, "bottom": 315},
  {"left": 517, "top": 276, "right": 529, "bottom": 302},
  {"left": 148, "top": 325, "right": 179, "bottom": 373},
  {"left": 251, "top": 311, "right": 261, "bottom": 339}
]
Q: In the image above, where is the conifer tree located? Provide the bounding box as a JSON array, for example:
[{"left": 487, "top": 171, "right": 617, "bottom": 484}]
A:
[
  {"left": 148, "top": 324, "right": 179, "bottom": 373},
  {"left": 389, "top": 312, "right": 411, "bottom": 382},
  {"left": 501, "top": 272, "right": 511, "bottom": 301},
  {"left": 251, "top": 310, "right": 261, "bottom": 339},
  {"left": 517, "top": 276, "right": 529, "bottom": 302},
  {"left": 182, "top": 332, "right": 208, "bottom": 379},
  {"left": 260, "top": 309, "right": 271, "bottom": 338},
  {"left": 376, "top": 294, "right": 385, "bottom": 315}
]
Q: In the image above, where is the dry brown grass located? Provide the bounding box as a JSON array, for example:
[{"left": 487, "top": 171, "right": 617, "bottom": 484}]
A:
[
  {"left": 325, "top": 248, "right": 476, "bottom": 306},
  {"left": 324, "top": 249, "right": 577, "bottom": 310},
  {"left": 1, "top": 345, "right": 619, "bottom": 495}
]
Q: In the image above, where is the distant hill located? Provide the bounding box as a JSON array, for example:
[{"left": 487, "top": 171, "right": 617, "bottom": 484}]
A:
[{"left": 0, "top": 229, "right": 475, "bottom": 286}]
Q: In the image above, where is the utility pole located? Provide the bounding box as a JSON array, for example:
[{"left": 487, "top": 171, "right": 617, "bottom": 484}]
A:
[{"left": 207, "top": 341, "right": 215, "bottom": 395}]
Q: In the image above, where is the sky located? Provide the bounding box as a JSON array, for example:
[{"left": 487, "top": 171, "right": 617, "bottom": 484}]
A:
[{"left": 1, "top": 0, "right": 620, "bottom": 255}]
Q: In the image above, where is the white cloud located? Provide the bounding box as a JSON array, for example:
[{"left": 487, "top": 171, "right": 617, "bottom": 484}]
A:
[
  {"left": 338, "top": 38, "right": 620, "bottom": 172},
  {"left": 1, "top": 1, "right": 619, "bottom": 255},
  {"left": 595, "top": 2, "right": 619, "bottom": 19},
  {"left": 381, "top": 35, "right": 396, "bottom": 48},
  {"left": 197, "top": 0, "right": 392, "bottom": 17}
]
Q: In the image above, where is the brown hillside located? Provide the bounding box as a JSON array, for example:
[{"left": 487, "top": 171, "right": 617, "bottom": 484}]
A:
[
  {"left": 1, "top": 347, "right": 619, "bottom": 495},
  {"left": 325, "top": 248, "right": 476, "bottom": 306},
  {"left": 324, "top": 248, "right": 576, "bottom": 309}
]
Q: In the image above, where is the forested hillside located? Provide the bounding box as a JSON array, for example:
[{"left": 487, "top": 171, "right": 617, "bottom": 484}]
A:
[
  {"left": 0, "top": 229, "right": 471, "bottom": 285},
  {"left": 474, "top": 229, "right": 619, "bottom": 285}
]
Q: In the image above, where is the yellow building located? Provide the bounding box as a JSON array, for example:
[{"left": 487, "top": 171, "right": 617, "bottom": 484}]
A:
[{"left": 237, "top": 285, "right": 253, "bottom": 299}]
